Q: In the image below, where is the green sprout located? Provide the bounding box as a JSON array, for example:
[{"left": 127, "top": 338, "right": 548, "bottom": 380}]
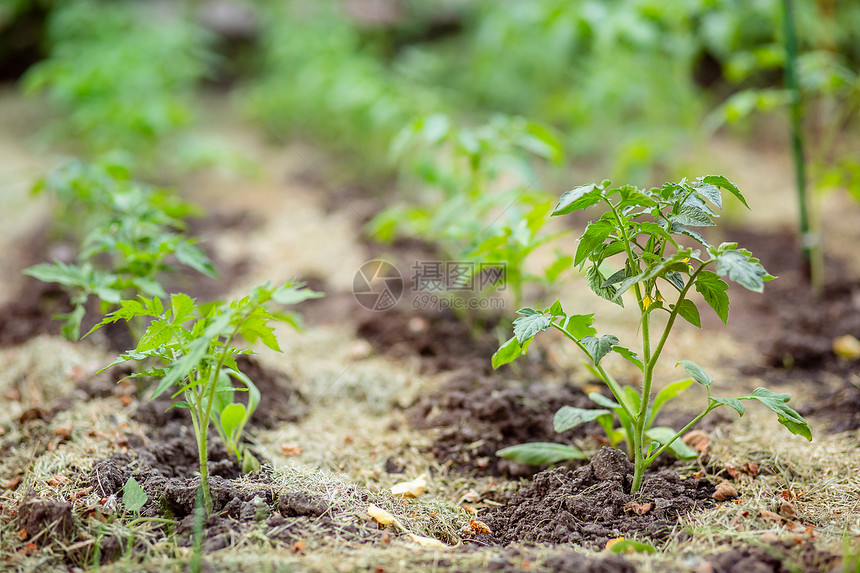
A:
[{"left": 88, "top": 282, "right": 322, "bottom": 513}]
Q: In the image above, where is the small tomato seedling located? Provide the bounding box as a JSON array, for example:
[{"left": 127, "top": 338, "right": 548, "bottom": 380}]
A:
[
  {"left": 89, "top": 282, "right": 322, "bottom": 513},
  {"left": 493, "top": 176, "right": 811, "bottom": 493}
]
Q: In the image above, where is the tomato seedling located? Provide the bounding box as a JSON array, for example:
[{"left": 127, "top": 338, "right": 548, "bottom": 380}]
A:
[
  {"left": 89, "top": 282, "right": 322, "bottom": 513},
  {"left": 493, "top": 176, "right": 812, "bottom": 493},
  {"left": 24, "top": 159, "right": 216, "bottom": 340}
]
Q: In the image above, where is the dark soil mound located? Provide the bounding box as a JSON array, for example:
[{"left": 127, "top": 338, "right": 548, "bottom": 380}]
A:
[
  {"left": 480, "top": 448, "right": 714, "bottom": 548},
  {"left": 406, "top": 372, "right": 598, "bottom": 477},
  {"left": 357, "top": 307, "right": 499, "bottom": 374},
  {"left": 14, "top": 494, "right": 76, "bottom": 544},
  {"left": 703, "top": 538, "right": 841, "bottom": 573}
]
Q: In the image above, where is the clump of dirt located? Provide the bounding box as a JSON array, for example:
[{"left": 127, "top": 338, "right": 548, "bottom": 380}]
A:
[
  {"left": 480, "top": 447, "right": 714, "bottom": 548},
  {"left": 476, "top": 546, "right": 634, "bottom": 573},
  {"left": 703, "top": 538, "right": 841, "bottom": 573},
  {"left": 799, "top": 380, "right": 860, "bottom": 434},
  {"left": 14, "top": 494, "right": 77, "bottom": 544},
  {"left": 407, "top": 372, "right": 602, "bottom": 477}
]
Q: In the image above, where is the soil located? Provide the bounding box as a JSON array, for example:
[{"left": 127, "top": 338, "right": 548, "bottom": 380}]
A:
[
  {"left": 14, "top": 494, "right": 77, "bottom": 543},
  {"left": 726, "top": 228, "right": 860, "bottom": 431},
  {"left": 357, "top": 307, "right": 499, "bottom": 374},
  {"left": 703, "top": 538, "right": 841, "bottom": 573},
  {"left": 407, "top": 371, "right": 601, "bottom": 477},
  {"left": 479, "top": 448, "right": 715, "bottom": 549}
]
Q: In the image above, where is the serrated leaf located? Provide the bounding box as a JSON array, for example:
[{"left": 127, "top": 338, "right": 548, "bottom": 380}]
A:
[
  {"left": 646, "top": 427, "right": 697, "bottom": 460},
  {"left": 136, "top": 319, "right": 174, "bottom": 352},
  {"left": 122, "top": 477, "right": 148, "bottom": 513},
  {"left": 670, "top": 223, "right": 711, "bottom": 248},
  {"left": 492, "top": 336, "right": 525, "bottom": 369},
  {"left": 701, "top": 175, "right": 748, "bottom": 208},
  {"left": 170, "top": 292, "right": 196, "bottom": 324},
  {"left": 695, "top": 270, "right": 730, "bottom": 324},
  {"left": 670, "top": 205, "right": 715, "bottom": 227},
  {"left": 513, "top": 310, "right": 552, "bottom": 344},
  {"left": 575, "top": 220, "right": 614, "bottom": 267},
  {"left": 582, "top": 335, "right": 619, "bottom": 365},
  {"left": 612, "top": 345, "right": 643, "bottom": 371},
  {"left": 676, "top": 360, "right": 714, "bottom": 387},
  {"left": 715, "top": 250, "right": 768, "bottom": 293},
  {"left": 496, "top": 442, "right": 588, "bottom": 466},
  {"left": 586, "top": 266, "right": 623, "bottom": 307},
  {"left": 673, "top": 299, "right": 701, "bottom": 328},
  {"left": 739, "top": 387, "right": 811, "bottom": 440},
  {"left": 561, "top": 313, "right": 597, "bottom": 339},
  {"left": 552, "top": 184, "right": 604, "bottom": 216},
  {"left": 618, "top": 186, "right": 658, "bottom": 208},
  {"left": 553, "top": 406, "right": 613, "bottom": 433},
  {"left": 271, "top": 282, "right": 324, "bottom": 305},
  {"left": 548, "top": 299, "right": 564, "bottom": 316},
  {"left": 693, "top": 182, "right": 723, "bottom": 209}
]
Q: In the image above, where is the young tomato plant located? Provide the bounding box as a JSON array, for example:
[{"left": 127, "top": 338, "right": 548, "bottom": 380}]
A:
[
  {"left": 88, "top": 282, "right": 322, "bottom": 513},
  {"left": 493, "top": 176, "right": 812, "bottom": 493},
  {"left": 24, "top": 159, "right": 216, "bottom": 339},
  {"left": 368, "top": 114, "right": 570, "bottom": 311}
]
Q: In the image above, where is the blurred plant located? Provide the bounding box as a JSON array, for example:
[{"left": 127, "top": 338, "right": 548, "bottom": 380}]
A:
[
  {"left": 88, "top": 283, "right": 322, "bottom": 513},
  {"left": 368, "top": 113, "right": 569, "bottom": 311},
  {"left": 493, "top": 176, "right": 811, "bottom": 492},
  {"left": 243, "top": 0, "right": 440, "bottom": 178},
  {"left": 23, "top": 158, "right": 217, "bottom": 339},
  {"left": 22, "top": 0, "right": 211, "bottom": 157},
  {"left": 706, "top": 0, "right": 860, "bottom": 291}
]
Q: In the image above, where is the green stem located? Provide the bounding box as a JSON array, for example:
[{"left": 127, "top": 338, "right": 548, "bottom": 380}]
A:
[
  {"left": 644, "top": 406, "right": 714, "bottom": 466},
  {"left": 782, "top": 0, "right": 818, "bottom": 290},
  {"left": 550, "top": 323, "right": 635, "bottom": 419}
]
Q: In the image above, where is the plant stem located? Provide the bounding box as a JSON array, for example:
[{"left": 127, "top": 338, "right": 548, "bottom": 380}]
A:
[
  {"left": 550, "top": 323, "right": 635, "bottom": 419},
  {"left": 782, "top": 0, "right": 819, "bottom": 291},
  {"left": 644, "top": 406, "right": 713, "bottom": 465}
]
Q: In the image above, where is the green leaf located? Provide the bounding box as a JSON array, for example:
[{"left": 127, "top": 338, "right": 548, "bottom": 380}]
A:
[
  {"left": 575, "top": 220, "right": 614, "bottom": 267},
  {"left": 670, "top": 223, "right": 711, "bottom": 248},
  {"left": 650, "top": 379, "right": 694, "bottom": 424},
  {"left": 695, "top": 270, "right": 730, "bottom": 324},
  {"left": 136, "top": 319, "right": 174, "bottom": 352},
  {"left": 122, "top": 477, "right": 148, "bottom": 513},
  {"left": 739, "top": 388, "right": 812, "bottom": 440},
  {"left": 561, "top": 313, "right": 597, "bottom": 339},
  {"left": 676, "top": 360, "right": 714, "bottom": 387},
  {"left": 271, "top": 282, "right": 324, "bottom": 305},
  {"left": 170, "top": 292, "right": 196, "bottom": 324},
  {"left": 242, "top": 450, "right": 261, "bottom": 474},
  {"left": 607, "top": 538, "right": 656, "bottom": 554},
  {"left": 645, "top": 427, "right": 697, "bottom": 460},
  {"left": 588, "top": 392, "right": 621, "bottom": 410},
  {"left": 669, "top": 205, "right": 715, "bottom": 227},
  {"left": 618, "top": 186, "right": 658, "bottom": 208},
  {"left": 715, "top": 249, "right": 768, "bottom": 293},
  {"left": 701, "top": 175, "right": 748, "bottom": 209},
  {"left": 612, "top": 345, "right": 643, "bottom": 371},
  {"left": 175, "top": 241, "right": 218, "bottom": 278},
  {"left": 693, "top": 182, "right": 723, "bottom": 209},
  {"left": 553, "top": 406, "right": 612, "bottom": 433},
  {"left": 59, "top": 305, "right": 87, "bottom": 341},
  {"left": 513, "top": 309, "right": 552, "bottom": 344},
  {"left": 220, "top": 403, "right": 247, "bottom": 442},
  {"left": 552, "top": 184, "right": 604, "bottom": 216},
  {"left": 493, "top": 336, "right": 528, "bottom": 369},
  {"left": 582, "top": 335, "right": 619, "bottom": 365},
  {"left": 711, "top": 396, "right": 745, "bottom": 416},
  {"left": 673, "top": 299, "right": 701, "bottom": 328},
  {"left": 586, "top": 266, "right": 622, "bottom": 307},
  {"left": 496, "top": 442, "right": 588, "bottom": 466}
]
